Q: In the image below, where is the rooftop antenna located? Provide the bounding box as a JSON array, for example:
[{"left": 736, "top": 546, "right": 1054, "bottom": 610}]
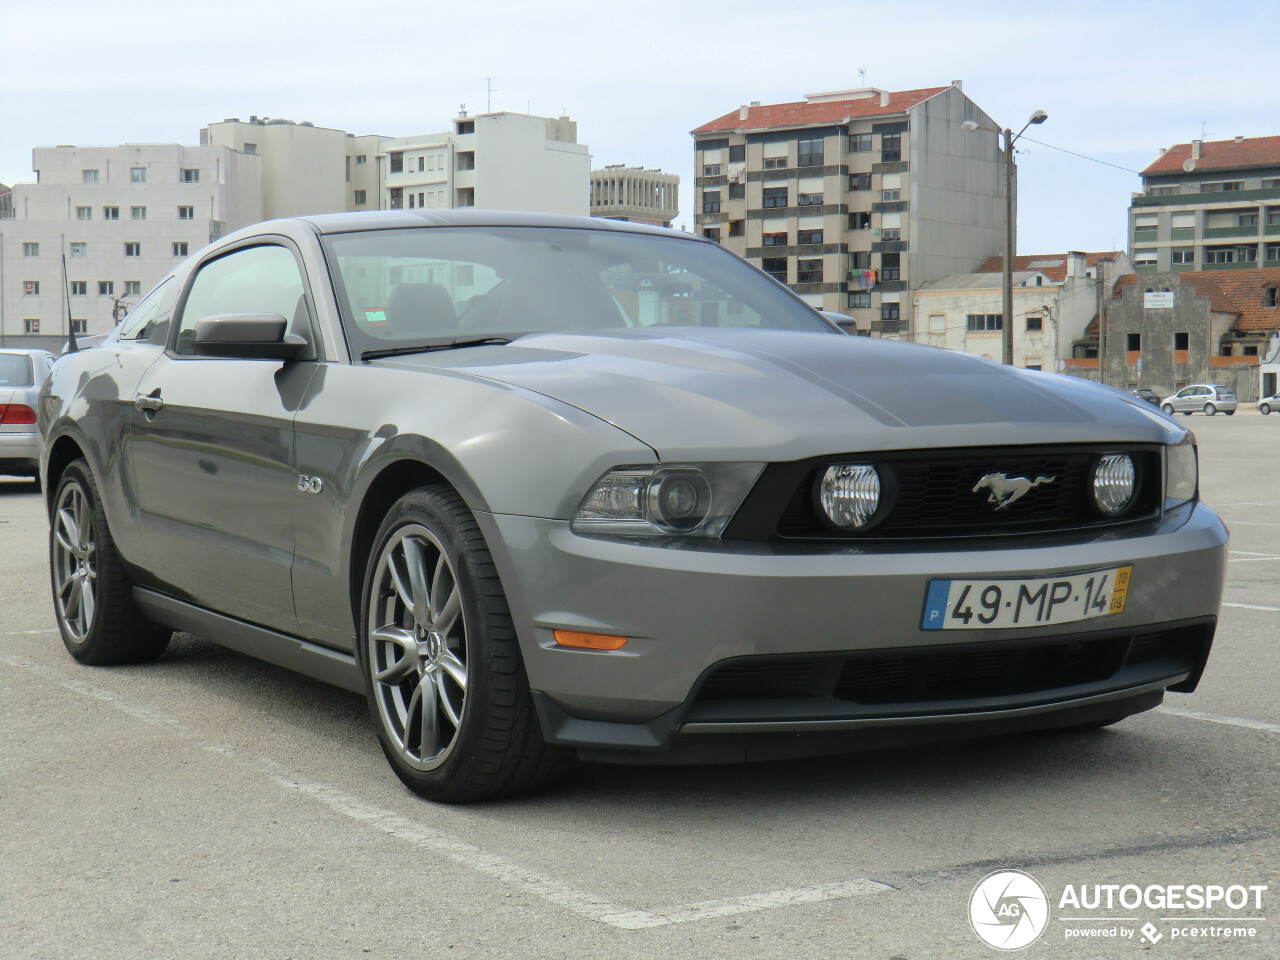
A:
[
  {"left": 484, "top": 77, "right": 498, "bottom": 112},
  {"left": 1200, "top": 120, "right": 1207, "bottom": 139},
  {"left": 858, "top": 67, "right": 866, "bottom": 86},
  {"left": 61, "top": 253, "right": 79, "bottom": 353}
]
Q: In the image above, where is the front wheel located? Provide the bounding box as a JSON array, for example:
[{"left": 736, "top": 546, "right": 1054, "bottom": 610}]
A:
[
  {"left": 359, "top": 485, "right": 568, "bottom": 802},
  {"left": 1161, "top": 403, "right": 1176, "bottom": 415},
  {"left": 1204, "top": 403, "right": 1217, "bottom": 416},
  {"left": 1261, "top": 404, "right": 1272, "bottom": 415}
]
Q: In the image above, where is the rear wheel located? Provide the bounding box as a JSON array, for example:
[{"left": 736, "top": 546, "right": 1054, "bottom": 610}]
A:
[
  {"left": 359, "top": 484, "right": 568, "bottom": 802},
  {"left": 50, "top": 459, "right": 171, "bottom": 664},
  {"left": 1204, "top": 403, "right": 1217, "bottom": 416},
  {"left": 1161, "top": 403, "right": 1175, "bottom": 415}
]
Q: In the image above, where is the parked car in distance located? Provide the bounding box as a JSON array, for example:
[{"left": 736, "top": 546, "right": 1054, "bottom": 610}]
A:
[
  {"left": 1, "top": 348, "right": 56, "bottom": 484},
  {"left": 1131, "top": 388, "right": 1161, "bottom": 406},
  {"left": 39, "top": 210, "right": 1228, "bottom": 803},
  {"left": 1258, "top": 393, "right": 1280, "bottom": 415},
  {"left": 1161, "top": 384, "right": 1238, "bottom": 417}
]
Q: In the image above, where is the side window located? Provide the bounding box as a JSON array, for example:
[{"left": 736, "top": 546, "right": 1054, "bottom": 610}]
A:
[
  {"left": 175, "top": 245, "right": 306, "bottom": 356},
  {"left": 117, "top": 279, "right": 174, "bottom": 341}
]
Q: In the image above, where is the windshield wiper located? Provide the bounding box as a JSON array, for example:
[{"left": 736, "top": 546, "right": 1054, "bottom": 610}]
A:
[{"left": 361, "top": 337, "right": 513, "bottom": 361}]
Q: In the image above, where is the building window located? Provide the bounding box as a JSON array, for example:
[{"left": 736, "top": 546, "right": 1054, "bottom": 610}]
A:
[
  {"left": 702, "top": 227, "right": 721, "bottom": 243},
  {"left": 23, "top": 280, "right": 39, "bottom": 295},
  {"left": 1238, "top": 246, "right": 1259, "bottom": 262},
  {"left": 242, "top": 142, "right": 257, "bottom": 155},
  {"left": 70, "top": 281, "right": 87, "bottom": 295},
  {"left": 456, "top": 120, "right": 474, "bottom": 135},
  {"left": 967, "top": 313, "right": 1002, "bottom": 332},
  {"left": 1149, "top": 186, "right": 1177, "bottom": 196},
  {"left": 181, "top": 168, "right": 200, "bottom": 183},
  {"left": 1267, "top": 245, "right": 1280, "bottom": 261},
  {"left": 22, "top": 242, "right": 38, "bottom": 257},
  {"left": 389, "top": 187, "right": 403, "bottom": 209},
  {"left": 849, "top": 133, "right": 872, "bottom": 153},
  {"left": 131, "top": 206, "right": 146, "bottom": 220},
  {"left": 797, "top": 192, "right": 823, "bottom": 206},
  {"left": 849, "top": 172, "right": 871, "bottom": 191},
  {"left": 1239, "top": 213, "right": 1259, "bottom": 227},
  {"left": 762, "top": 187, "right": 788, "bottom": 208},
  {"left": 728, "top": 182, "right": 745, "bottom": 200},
  {"left": 1171, "top": 248, "right": 1194, "bottom": 264},
  {"left": 1025, "top": 359, "right": 1042, "bottom": 371},
  {"left": 728, "top": 144, "right": 745, "bottom": 163},
  {"left": 1268, "top": 288, "right": 1279, "bottom": 307},
  {"left": 850, "top": 251, "right": 871, "bottom": 270},
  {"left": 881, "top": 302, "right": 900, "bottom": 321},
  {"left": 797, "top": 229, "right": 823, "bottom": 245},
  {"left": 881, "top": 227, "right": 900, "bottom": 241},
  {"left": 70, "top": 242, "right": 87, "bottom": 257},
  {"left": 1127, "top": 333, "right": 1141, "bottom": 351},
  {"left": 24, "top": 319, "right": 39, "bottom": 333},
  {"left": 848, "top": 291, "right": 871, "bottom": 308},
  {"left": 1026, "top": 314, "right": 1043, "bottom": 332},
  {"left": 1205, "top": 248, "right": 1235, "bottom": 264},
  {"left": 355, "top": 155, "right": 367, "bottom": 165},
  {"left": 389, "top": 152, "right": 404, "bottom": 174},
  {"left": 702, "top": 163, "right": 721, "bottom": 177},
  {"left": 99, "top": 281, "right": 114, "bottom": 296},
  {"left": 457, "top": 151, "right": 475, "bottom": 171},
  {"left": 130, "top": 167, "right": 146, "bottom": 183},
  {"left": 701, "top": 190, "right": 721, "bottom": 213},
  {"left": 1133, "top": 252, "right": 1158, "bottom": 267},
  {"left": 72, "top": 319, "right": 87, "bottom": 334},
  {"left": 1133, "top": 222, "right": 1156, "bottom": 234},
  {"left": 761, "top": 257, "right": 787, "bottom": 282},
  {"left": 124, "top": 242, "right": 141, "bottom": 257},
  {"left": 173, "top": 242, "right": 189, "bottom": 257},
  {"left": 796, "top": 258, "right": 823, "bottom": 283},
  {"left": 763, "top": 156, "right": 787, "bottom": 170},
  {"left": 881, "top": 188, "right": 900, "bottom": 202},
  {"left": 75, "top": 206, "right": 92, "bottom": 220},
  {"left": 177, "top": 205, "right": 194, "bottom": 220},
  {"left": 762, "top": 232, "right": 788, "bottom": 246},
  {"left": 728, "top": 220, "right": 744, "bottom": 237},
  {"left": 416, "top": 156, "right": 424, "bottom": 172},
  {"left": 1201, "top": 181, "right": 1243, "bottom": 192},
  {"left": 408, "top": 193, "right": 415, "bottom": 209},
  {"left": 1221, "top": 343, "right": 1233, "bottom": 356},
  {"left": 880, "top": 134, "right": 902, "bottom": 162},
  {"left": 124, "top": 280, "right": 141, "bottom": 296},
  {"left": 1174, "top": 331, "right": 1189, "bottom": 350},
  {"left": 797, "top": 138, "right": 824, "bottom": 167},
  {"left": 83, "top": 169, "right": 99, "bottom": 184},
  {"left": 353, "top": 189, "right": 366, "bottom": 205},
  {"left": 418, "top": 192, "right": 424, "bottom": 207},
  {"left": 1244, "top": 344, "right": 1259, "bottom": 356},
  {"left": 849, "top": 211, "right": 871, "bottom": 230},
  {"left": 103, "top": 206, "right": 119, "bottom": 220},
  {"left": 879, "top": 252, "right": 901, "bottom": 281}
]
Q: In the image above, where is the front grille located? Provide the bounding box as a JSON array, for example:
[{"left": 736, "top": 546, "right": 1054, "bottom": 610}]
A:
[{"left": 726, "top": 445, "right": 1162, "bottom": 544}]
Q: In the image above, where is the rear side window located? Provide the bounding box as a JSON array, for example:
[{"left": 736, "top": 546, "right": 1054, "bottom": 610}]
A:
[
  {"left": 0, "top": 354, "right": 33, "bottom": 386},
  {"left": 174, "top": 245, "right": 306, "bottom": 356},
  {"left": 118, "top": 279, "right": 175, "bottom": 341}
]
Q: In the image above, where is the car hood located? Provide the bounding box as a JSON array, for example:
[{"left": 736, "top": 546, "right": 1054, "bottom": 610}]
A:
[{"left": 384, "top": 329, "right": 1188, "bottom": 460}]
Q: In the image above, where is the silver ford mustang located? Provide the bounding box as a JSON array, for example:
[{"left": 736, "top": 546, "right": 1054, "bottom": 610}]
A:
[{"left": 40, "top": 211, "right": 1227, "bottom": 802}]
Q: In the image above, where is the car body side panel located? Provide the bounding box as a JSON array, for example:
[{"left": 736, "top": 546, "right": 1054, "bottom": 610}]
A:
[{"left": 289, "top": 363, "right": 656, "bottom": 649}]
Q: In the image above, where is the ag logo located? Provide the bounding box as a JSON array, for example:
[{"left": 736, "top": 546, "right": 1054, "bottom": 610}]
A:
[{"left": 969, "top": 869, "right": 1050, "bottom": 950}]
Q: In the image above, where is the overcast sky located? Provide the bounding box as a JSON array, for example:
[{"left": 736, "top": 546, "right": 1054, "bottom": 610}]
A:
[{"left": 2, "top": 0, "right": 1277, "bottom": 255}]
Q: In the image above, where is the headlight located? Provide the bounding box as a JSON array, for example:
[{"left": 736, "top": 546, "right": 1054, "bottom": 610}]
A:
[
  {"left": 572, "top": 463, "right": 763, "bottom": 537},
  {"left": 1092, "top": 453, "right": 1135, "bottom": 516},
  {"left": 1165, "top": 439, "right": 1198, "bottom": 508},
  {"left": 818, "top": 464, "right": 881, "bottom": 528}
]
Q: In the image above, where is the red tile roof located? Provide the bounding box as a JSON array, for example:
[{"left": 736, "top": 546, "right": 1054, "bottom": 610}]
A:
[
  {"left": 691, "top": 87, "right": 950, "bottom": 136},
  {"left": 1142, "top": 135, "right": 1280, "bottom": 176},
  {"left": 1096, "top": 268, "right": 1280, "bottom": 335},
  {"left": 976, "top": 252, "right": 1123, "bottom": 284}
]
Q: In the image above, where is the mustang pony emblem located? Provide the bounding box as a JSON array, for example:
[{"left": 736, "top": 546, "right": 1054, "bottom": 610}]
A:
[{"left": 972, "top": 472, "right": 1055, "bottom": 510}]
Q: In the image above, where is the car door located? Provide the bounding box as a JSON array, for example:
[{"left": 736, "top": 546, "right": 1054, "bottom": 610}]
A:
[
  {"left": 1171, "top": 387, "right": 1195, "bottom": 413},
  {"left": 128, "top": 240, "right": 320, "bottom": 632}
]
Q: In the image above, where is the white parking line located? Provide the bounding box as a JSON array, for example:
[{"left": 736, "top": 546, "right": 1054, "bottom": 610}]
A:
[
  {"left": 0, "top": 650, "right": 896, "bottom": 930},
  {"left": 1158, "top": 706, "right": 1280, "bottom": 735},
  {"left": 1223, "top": 602, "right": 1280, "bottom": 613},
  {"left": 1227, "top": 555, "right": 1280, "bottom": 563}
]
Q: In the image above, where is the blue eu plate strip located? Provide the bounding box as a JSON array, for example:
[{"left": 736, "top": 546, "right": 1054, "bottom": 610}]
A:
[{"left": 921, "top": 580, "right": 951, "bottom": 630}]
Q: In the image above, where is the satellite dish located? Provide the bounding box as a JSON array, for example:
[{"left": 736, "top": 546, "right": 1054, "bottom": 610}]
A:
[{"left": 1182, "top": 158, "right": 1196, "bottom": 173}]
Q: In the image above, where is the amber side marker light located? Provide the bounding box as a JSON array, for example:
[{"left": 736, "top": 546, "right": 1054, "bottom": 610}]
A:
[{"left": 553, "top": 630, "right": 628, "bottom": 650}]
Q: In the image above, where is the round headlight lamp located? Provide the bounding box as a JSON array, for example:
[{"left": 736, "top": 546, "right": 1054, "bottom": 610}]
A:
[
  {"left": 647, "top": 470, "right": 712, "bottom": 532},
  {"left": 819, "top": 464, "right": 881, "bottom": 528},
  {"left": 1092, "top": 453, "right": 1136, "bottom": 516}
]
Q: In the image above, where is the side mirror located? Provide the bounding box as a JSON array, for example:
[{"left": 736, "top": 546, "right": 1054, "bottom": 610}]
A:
[{"left": 191, "top": 313, "right": 310, "bottom": 360}]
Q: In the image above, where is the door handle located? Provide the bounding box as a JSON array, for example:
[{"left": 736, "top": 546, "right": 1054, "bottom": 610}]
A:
[{"left": 134, "top": 390, "right": 164, "bottom": 413}]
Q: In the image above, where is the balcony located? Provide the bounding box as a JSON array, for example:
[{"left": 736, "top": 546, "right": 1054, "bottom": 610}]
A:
[{"left": 1203, "top": 226, "right": 1259, "bottom": 239}]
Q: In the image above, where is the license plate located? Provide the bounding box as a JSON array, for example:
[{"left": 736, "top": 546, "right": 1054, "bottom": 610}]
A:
[{"left": 921, "top": 566, "right": 1132, "bottom": 631}]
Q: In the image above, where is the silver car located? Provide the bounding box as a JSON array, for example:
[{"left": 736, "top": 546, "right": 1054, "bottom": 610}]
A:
[
  {"left": 1161, "top": 384, "right": 1238, "bottom": 416},
  {"left": 1258, "top": 393, "right": 1280, "bottom": 415},
  {"left": 1, "top": 348, "right": 55, "bottom": 484},
  {"left": 39, "top": 211, "right": 1228, "bottom": 802}
]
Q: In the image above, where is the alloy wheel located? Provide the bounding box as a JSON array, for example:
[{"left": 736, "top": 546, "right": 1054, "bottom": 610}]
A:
[
  {"left": 367, "top": 524, "right": 468, "bottom": 771},
  {"left": 52, "top": 481, "right": 98, "bottom": 643}
]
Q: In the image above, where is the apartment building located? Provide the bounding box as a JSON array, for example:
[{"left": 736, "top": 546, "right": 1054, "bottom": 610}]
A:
[
  {"left": 380, "top": 112, "right": 589, "bottom": 216},
  {"left": 0, "top": 142, "right": 260, "bottom": 347},
  {"left": 590, "top": 165, "right": 679, "bottom": 227},
  {"left": 690, "top": 82, "right": 1005, "bottom": 336},
  {"left": 1129, "top": 136, "right": 1280, "bottom": 273},
  {"left": 914, "top": 251, "right": 1129, "bottom": 371}
]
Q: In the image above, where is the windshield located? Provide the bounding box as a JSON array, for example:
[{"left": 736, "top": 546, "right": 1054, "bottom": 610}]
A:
[
  {"left": 321, "top": 226, "right": 833, "bottom": 357},
  {"left": 0, "top": 354, "right": 34, "bottom": 387}
]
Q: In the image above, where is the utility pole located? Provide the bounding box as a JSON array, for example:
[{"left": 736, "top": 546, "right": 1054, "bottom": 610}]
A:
[
  {"left": 1097, "top": 262, "right": 1106, "bottom": 385},
  {"left": 1002, "top": 127, "right": 1015, "bottom": 366},
  {"left": 484, "top": 78, "right": 498, "bottom": 113}
]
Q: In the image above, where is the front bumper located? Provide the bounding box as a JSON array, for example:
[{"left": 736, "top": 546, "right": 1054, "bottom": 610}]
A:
[
  {"left": 478, "top": 501, "right": 1227, "bottom": 751},
  {"left": 0, "top": 431, "right": 40, "bottom": 474}
]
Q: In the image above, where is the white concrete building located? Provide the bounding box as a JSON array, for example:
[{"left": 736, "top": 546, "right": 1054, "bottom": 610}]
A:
[
  {"left": 911, "top": 251, "right": 1130, "bottom": 371},
  {"left": 590, "top": 165, "right": 679, "bottom": 227}
]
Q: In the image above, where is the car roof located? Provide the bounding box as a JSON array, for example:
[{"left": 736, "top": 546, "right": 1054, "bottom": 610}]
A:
[{"left": 297, "top": 208, "right": 697, "bottom": 240}]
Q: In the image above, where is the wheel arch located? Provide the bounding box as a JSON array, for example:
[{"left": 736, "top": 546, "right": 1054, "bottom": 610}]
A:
[{"left": 44, "top": 433, "right": 90, "bottom": 516}]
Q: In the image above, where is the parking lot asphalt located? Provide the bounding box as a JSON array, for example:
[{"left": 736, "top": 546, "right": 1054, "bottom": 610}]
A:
[{"left": 2, "top": 413, "right": 1278, "bottom": 959}]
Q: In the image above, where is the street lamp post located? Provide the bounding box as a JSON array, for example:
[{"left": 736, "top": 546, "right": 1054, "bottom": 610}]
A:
[{"left": 963, "top": 110, "right": 1048, "bottom": 365}]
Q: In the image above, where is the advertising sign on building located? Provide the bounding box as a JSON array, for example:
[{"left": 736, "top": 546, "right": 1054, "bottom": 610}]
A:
[{"left": 1144, "top": 290, "right": 1175, "bottom": 309}]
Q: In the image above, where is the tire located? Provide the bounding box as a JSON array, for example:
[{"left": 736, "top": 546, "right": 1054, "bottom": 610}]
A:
[
  {"left": 359, "top": 484, "right": 569, "bottom": 802},
  {"left": 1161, "top": 403, "right": 1175, "bottom": 415},
  {"left": 1204, "top": 403, "right": 1217, "bottom": 416},
  {"left": 1225, "top": 410, "right": 1234, "bottom": 416},
  {"left": 50, "top": 459, "right": 172, "bottom": 665},
  {"left": 1262, "top": 404, "right": 1272, "bottom": 415}
]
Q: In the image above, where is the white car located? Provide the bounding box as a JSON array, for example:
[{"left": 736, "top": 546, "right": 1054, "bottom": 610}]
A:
[
  {"left": 1259, "top": 393, "right": 1280, "bottom": 415},
  {"left": 1160, "top": 384, "right": 1238, "bottom": 417}
]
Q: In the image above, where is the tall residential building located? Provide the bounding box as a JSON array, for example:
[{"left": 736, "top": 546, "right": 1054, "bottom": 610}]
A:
[
  {"left": 379, "top": 112, "right": 589, "bottom": 216},
  {"left": 690, "top": 82, "right": 1006, "bottom": 336},
  {"left": 1129, "top": 135, "right": 1280, "bottom": 273},
  {"left": 590, "top": 165, "right": 679, "bottom": 227}
]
